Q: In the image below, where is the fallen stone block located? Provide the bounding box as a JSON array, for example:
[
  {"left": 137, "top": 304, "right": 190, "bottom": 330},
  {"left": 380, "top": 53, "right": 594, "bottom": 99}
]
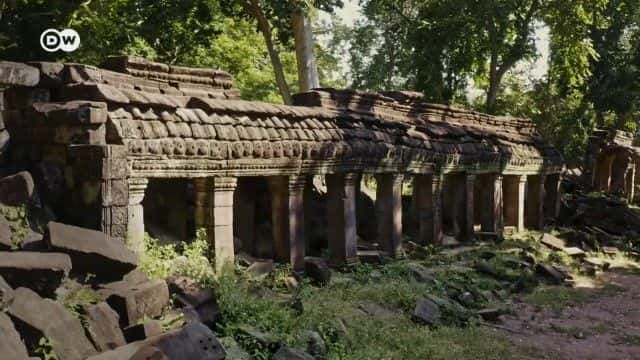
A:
[
  {"left": 83, "top": 302, "right": 127, "bottom": 352},
  {"left": 107, "top": 279, "right": 169, "bottom": 327},
  {"left": 89, "top": 322, "right": 225, "bottom": 360},
  {"left": 535, "top": 263, "right": 566, "bottom": 284},
  {"left": 236, "top": 324, "right": 281, "bottom": 352},
  {"left": 540, "top": 233, "right": 566, "bottom": 251},
  {"left": 123, "top": 320, "right": 163, "bottom": 343},
  {"left": 304, "top": 257, "right": 331, "bottom": 286},
  {"left": 8, "top": 287, "right": 96, "bottom": 360},
  {"left": 0, "top": 312, "right": 30, "bottom": 360},
  {"left": 302, "top": 330, "right": 327, "bottom": 359},
  {"left": 563, "top": 247, "right": 586, "bottom": 258},
  {"left": 476, "top": 308, "right": 502, "bottom": 322},
  {"left": 246, "top": 260, "right": 274, "bottom": 278},
  {"left": 168, "top": 276, "right": 220, "bottom": 327},
  {"left": 0, "top": 274, "right": 14, "bottom": 309},
  {"left": 357, "top": 250, "right": 387, "bottom": 264},
  {"left": 220, "top": 336, "right": 251, "bottom": 360},
  {"left": 0, "top": 215, "right": 13, "bottom": 249},
  {"left": 273, "top": 346, "right": 315, "bottom": 360},
  {"left": 168, "top": 276, "right": 215, "bottom": 307},
  {"left": 0, "top": 171, "right": 36, "bottom": 206},
  {"left": 406, "top": 262, "right": 436, "bottom": 284},
  {"left": 0, "top": 251, "right": 71, "bottom": 296},
  {"left": 45, "top": 221, "right": 137, "bottom": 281},
  {"left": 0, "top": 61, "right": 40, "bottom": 87},
  {"left": 412, "top": 297, "right": 441, "bottom": 326}
]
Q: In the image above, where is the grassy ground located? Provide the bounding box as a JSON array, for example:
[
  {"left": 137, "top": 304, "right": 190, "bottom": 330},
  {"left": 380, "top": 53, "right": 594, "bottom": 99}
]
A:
[{"left": 137, "top": 228, "right": 640, "bottom": 359}]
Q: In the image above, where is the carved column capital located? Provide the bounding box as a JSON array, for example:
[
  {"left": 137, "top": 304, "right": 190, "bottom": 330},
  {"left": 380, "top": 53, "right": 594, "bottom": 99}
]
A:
[
  {"left": 128, "top": 178, "right": 148, "bottom": 205},
  {"left": 213, "top": 177, "right": 237, "bottom": 191},
  {"left": 288, "top": 175, "right": 307, "bottom": 193}
]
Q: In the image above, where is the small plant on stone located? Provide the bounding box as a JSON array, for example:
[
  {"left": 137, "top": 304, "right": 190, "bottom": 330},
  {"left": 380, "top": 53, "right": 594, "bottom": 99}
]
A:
[{"left": 34, "top": 337, "right": 59, "bottom": 360}]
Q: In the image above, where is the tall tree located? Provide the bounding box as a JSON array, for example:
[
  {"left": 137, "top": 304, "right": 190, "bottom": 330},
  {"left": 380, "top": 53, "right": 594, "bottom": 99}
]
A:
[{"left": 240, "top": 0, "right": 342, "bottom": 102}]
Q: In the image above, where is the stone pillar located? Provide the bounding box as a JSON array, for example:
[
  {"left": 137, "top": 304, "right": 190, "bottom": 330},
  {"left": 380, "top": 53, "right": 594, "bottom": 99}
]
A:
[
  {"left": 464, "top": 174, "right": 475, "bottom": 241},
  {"left": 479, "top": 174, "right": 503, "bottom": 234},
  {"left": 326, "top": 173, "right": 358, "bottom": 266},
  {"left": 596, "top": 154, "right": 615, "bottom": 192},
  {"left": 543, "top": 174, "right": 561, "bottom": 220},
  {"left": 127, "top": 178, "right": 148, "bottom": 254},
  {"left": 610, "top": 155, "right": 629, "bottom": 194},
  {"left": 525, "top": 175, "right": 545, "bottom": 230},
  {"left": 627, "top": 164, "right": 636, "bottom": 203},
  {"left": 269, "top": 175, "right": 307, "bottom": 271},
  {"left": 415, "top": 174, "right": 443, "bottom": 245},
  {"left": 194, "top": 177, "right": 237, "bottom": 272},
  {"left": 375, "top": 174, "right": 404, "bottom": 257},
  {"left": 503, "top": 175, "right": 526, "bottom": 232}
]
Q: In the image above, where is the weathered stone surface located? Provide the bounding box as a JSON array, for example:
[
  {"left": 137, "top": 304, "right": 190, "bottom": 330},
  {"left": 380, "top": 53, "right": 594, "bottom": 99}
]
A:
[
  {"left": 540, "top": 233, "right": 566, "bottom": 250},
  {"left": 273, "top": 346, "right": 315, "bottom": 360},
  {"left": 0, "top": 274, "right": 13, "bottom": 309},
  {"left": 168, "top": 276, "right": 215, "bottom": 307},
  {"left": 412, "top": 297, "right": 441, "bottom": 325},
  {"left": 168, "top": 276, "right": 220, "bottom": 327},
  {"left": 220, "top": 336, "right": 251, "bottom": 360},
  {"left": 407, "top": 262, "right": 436, "bottom": 284},
  {"left": 246, "top": 260, "right": 274, "bottom": 278},
  {"left": 7, "top": 287, "right": 96, "bottom": 360},
  {"left": 0, "top": 61, "right": 39, "bottom": 86},
  {"left": 107, "top": 279, "right": 169, "bottom": 326},
  {"left": 83, "top": 302, "right": 127, "bottom": 351},
  {"left": 236, "top": 325, "right": 281, "bottom": 351},
  {"left": 0, "top": 171, "right": 36, "bottom": 206},
  {"left": 123, "top": 320, "right": 163, "bottom": 343},
  {"left": 0, "top": 312, "right": 30, "bottom": 360},
  {"left": 88, "top": 322, "right": 225, "bottom": 360},
  {"left": 303, "top": 330, "right": 327, "bottom": 359},
  {"left": 137, "top": 322, "right": 225, "bottom": 360},
  {"left": 0, "top": 214, "right": 12, "bottom": 249},
  {"left": 45, "top": 221, "right": 137, "bottom": 280},
  {"left": 304, "top": 257, "right": 331, "bottom": 286},
  {"left": 0, "top": 251, "right": 71, "bottom": 296},
  {"left": 535, "top": 263, "right": 566, "bottom": 284}
]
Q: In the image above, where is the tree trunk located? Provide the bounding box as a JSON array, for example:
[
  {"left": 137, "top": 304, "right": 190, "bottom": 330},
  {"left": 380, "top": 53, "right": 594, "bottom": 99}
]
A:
[
  {"left": 242, "top": 0, "right": 293, "bottom": 104},
  {"left": 486, "top": 52, "right": 500, "bottom": 114},
  {"left": 291, "top": 10, "right": 319, "bottom": 92}
]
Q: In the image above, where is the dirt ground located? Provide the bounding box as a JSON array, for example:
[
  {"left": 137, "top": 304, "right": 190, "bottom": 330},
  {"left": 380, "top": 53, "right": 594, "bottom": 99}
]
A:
[{"left": 500, "top": 270, "right": 640, "bottom": 360}]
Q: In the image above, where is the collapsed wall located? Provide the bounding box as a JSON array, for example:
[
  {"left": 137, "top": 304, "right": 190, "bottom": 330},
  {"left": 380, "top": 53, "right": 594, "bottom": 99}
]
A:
[{"left": 0, "top": 56, "right": 564, "bottom": 271}]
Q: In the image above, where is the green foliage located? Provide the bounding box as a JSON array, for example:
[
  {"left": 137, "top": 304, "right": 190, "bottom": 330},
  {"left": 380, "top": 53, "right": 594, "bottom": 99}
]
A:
[
  {"left": 0, "top": 204, "right": 31, "bottom": 248},
  {"left": 34, "top": 337, "right": 59, "bottom": 360},
  {"left": 139, "top": 230, "right": 215, "bottom": 285}
]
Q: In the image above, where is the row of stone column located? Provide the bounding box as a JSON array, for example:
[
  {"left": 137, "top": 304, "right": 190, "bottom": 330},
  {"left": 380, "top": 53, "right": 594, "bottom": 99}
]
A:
[{"left": 125, "top": 171, "right": 561, "bottom": 273}]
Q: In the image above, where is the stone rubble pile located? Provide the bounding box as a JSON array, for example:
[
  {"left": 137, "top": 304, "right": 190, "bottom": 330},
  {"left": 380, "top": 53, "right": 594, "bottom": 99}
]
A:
[{"left": 0, "top": 172, "right": 229, "bottom": 360}]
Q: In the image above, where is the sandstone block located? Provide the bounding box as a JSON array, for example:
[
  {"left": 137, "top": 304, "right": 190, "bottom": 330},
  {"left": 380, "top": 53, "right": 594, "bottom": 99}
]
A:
[
  {"left": 0, "top": 214, "right": 13, "bottom": 249},
  {"left": 273, "top": 346, "right": 315, "bottom": 360},
  {"left": 88, "top": 322, "right": 225, "bottom": 360},
  {"left": 0, "top": 61, "right": 39, "bottom": 87},
  {"left": 304, "top": 257, "right": 331, "bottom": 286},
  {"left": 0, "top": 274, "right": 14, "bottom": 310},
  {"left": 8, "top": 287, "right": 96, "bottom": 360},
  {"left": 123, "top": 320, "right": 163, "bottom": 343},
  {"left": 412, "top": 297, "right": 441, "bottom": 326},
  {"left": 0, "top": 171, "right": 36, "bottom": 206},
  {"left": 0, "top": 251, "right": 71, "bottom": 296},
  {"left": 45, "top": 221, "right": 137, "bottom": 281},
  {"left": 83, "top": 302, "right": 127, "bottom": 351},
  {"left": 107, "top": 279, "right": 169, "bottom": 327},
  {"left": 0, "top": 312, "right": 30, "bottom": 360}
]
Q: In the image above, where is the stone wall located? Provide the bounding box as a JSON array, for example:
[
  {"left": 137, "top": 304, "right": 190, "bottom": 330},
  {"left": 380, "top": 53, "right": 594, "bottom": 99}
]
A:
[{"left": 0, "top": 57, "right": 565, "bottom": 271}]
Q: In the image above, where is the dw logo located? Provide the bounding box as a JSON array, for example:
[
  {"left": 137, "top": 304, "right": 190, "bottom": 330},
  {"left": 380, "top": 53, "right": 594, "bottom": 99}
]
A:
[{"left": 40, "top": 29, "right": 80, "bottom": 52}]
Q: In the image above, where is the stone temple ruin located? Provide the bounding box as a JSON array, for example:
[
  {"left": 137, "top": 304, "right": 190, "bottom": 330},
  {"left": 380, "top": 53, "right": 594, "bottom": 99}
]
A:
[
  {"left": 0, "top": 56, "right": 564, "bottom": 272},
  {"left": 584, "top": 129, "right": 639, "bottom": 203}
]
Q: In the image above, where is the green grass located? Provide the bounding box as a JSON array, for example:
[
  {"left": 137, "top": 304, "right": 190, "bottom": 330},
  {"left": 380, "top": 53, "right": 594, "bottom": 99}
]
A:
[{"left": 524, "top": 286, "right": 591, "bottom": 311}]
